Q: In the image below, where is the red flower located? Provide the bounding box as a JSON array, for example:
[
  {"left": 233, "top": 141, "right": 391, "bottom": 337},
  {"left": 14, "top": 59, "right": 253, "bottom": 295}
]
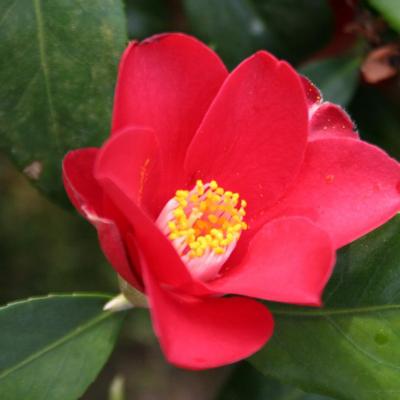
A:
[{"left": 63, "top": 33, "right": 400, "bottom": 369}]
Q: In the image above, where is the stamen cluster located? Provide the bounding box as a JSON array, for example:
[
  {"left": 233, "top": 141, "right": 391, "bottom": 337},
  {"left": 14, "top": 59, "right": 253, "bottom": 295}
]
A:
[{"left": 167, "top": 180, "right": 247, "bottom": 259}]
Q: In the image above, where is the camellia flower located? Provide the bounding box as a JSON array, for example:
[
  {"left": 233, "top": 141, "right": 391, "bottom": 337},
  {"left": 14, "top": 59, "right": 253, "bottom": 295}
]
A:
[{"left": 63, "top": 33, "right": 400, "bottom": 369}]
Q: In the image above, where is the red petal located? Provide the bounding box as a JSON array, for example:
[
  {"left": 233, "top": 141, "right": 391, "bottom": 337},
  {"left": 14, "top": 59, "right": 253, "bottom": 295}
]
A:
[
  {"left": 94, "top": 128, "right": 195, "bottom": 289},
  {"left": 208, "top": 217, "right": 335, "bottom": 306},
  {"left": 89, "top": 214, "right": 143, "bottom": 291},
  {"left": 112, "top": 33, "right": 228, "bottom": 204},
  {"left": 301, "top": 76, "right": 358, "bottom": 140},
  {"left": 93, "top": 127, "right": 162, "bottom": 217},
  {"left": 62, "top": 149, "right": 142, "bottom": 289},
  {"left": 184, "top": 51, "right": 309, "bottom": 218},
  {"left": 301, "top": 76, "right": 322, "bottom": 107},
  {"left": 310, "top": 102, "right": 358, "bottom": 140},
  {"left": 266, "top": 138, "right": 400, "bottom": 248},
  {"left": 143, "top": 268, "right": 274, "bottom": 369},
  {"left": 63, "top": 149, "right": 102, "bottom": 216},
  {"left": 125, "top": 232, "right": 213, "bottom": 297}
]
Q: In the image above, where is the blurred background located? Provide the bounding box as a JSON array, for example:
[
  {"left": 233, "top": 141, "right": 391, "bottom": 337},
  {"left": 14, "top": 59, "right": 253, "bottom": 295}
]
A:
[{"left": 1, "top": 0, "right": 400, "bottom": 398}]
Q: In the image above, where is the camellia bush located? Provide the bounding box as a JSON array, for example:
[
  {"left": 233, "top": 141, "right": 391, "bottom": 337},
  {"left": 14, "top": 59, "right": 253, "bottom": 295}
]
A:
[{"left": 2, "top": 0, "right": 400, "bottom": 399}]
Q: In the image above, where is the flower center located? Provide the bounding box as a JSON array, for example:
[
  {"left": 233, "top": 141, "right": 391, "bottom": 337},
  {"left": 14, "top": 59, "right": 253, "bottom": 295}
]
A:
[{"left": 156, "top": 180, "right": 247, "bottom": 281}]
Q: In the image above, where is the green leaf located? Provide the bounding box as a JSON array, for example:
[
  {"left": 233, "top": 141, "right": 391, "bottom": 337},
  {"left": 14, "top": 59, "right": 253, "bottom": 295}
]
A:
[
  {"left": 254, "top": 0, "right": 333, "bottom": 63},
  {"left": 251, "top": 215, "right": 400, "bottom": 400},
  {"left": 217, "top": 362, "right": 332, "bottom": 400},
  {"left": 350, "top": 86, "right": 400, "bottom": 160},
  {"left": 0, "top": 294, "right": 126, "bottom": 400},
  {"left": 124, "top": 0, "right": 169, "bottom": 40},
  {"left": 0, "top": 0, "right": 127, "bottom": 207},
  {"left": 183, "top": 0, "right": 333, "bottom": 68},
  {"left": 367, "top": 0, "right": 400, "bottom": 33},
  {"left": 299, "top": 54, "right": 362, "bottom": 107}
]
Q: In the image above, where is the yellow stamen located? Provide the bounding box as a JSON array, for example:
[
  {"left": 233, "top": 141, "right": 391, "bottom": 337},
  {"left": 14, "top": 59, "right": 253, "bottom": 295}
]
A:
[{"left": 165, "top": 180, "right": 248, "bottom": 259}]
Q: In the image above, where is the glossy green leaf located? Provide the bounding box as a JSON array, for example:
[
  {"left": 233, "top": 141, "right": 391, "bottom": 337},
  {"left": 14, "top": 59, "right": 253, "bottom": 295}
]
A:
[
  {"left": 0, "top": 0, "right": 127, "bottom": 207},
  {"left": 0, "top": 294, "right": 126, "bottom": 400},
  {"left": 183, "top": 0, "right": 333, "bottom": 68},
  {"left": 367, "top": 0, "right": 400, "bottom": 33},
  {"left": 350, "top": 86, "right": 400, "bottom": 160},
  {"left": 251, "top": 215, "right": 400, "bottom": 400},
  {"left": 217, "top": 362, "right": 332, "bottom": 400},
  {"left": 299, "top": 54, "right": 362, "bottom": 107}
]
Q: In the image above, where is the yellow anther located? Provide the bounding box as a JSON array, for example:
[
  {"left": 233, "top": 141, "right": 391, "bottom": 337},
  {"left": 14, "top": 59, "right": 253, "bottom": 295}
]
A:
[
  {"left": 241, "top": 199, "right": 247, "bottom": 208},
  {"left": 173, "top": 208, "right": 185, "bottom": 218},
  {"left": 168, "top": 221, "right": 177, "bottom": 231},
  {"left": 198, "top": 236, "right": 207, "bottom": 246},
  {"left": 176, "top": 190, "right": 189, "bottom": 198},
  {"left": 210, "top": 228, "right": 222, "bottom": 238},
  {"left": 178, "top": 217, "right": 188, "bottom": 225},
  {"left": 178, "top": 199, "right": 188, "bottom": 207},
  {"left": 196, "top": 180, "right": 205, "bottom": 195},
  {"left": 189, "top": 242, "right": 200, "bottom": 249},
  {"left": 216, "top": 187, "right": 224, "bottom": 195},
  {"left": 232, "top": 214, "right": 242, "bottom": 223},
  {"left": 213, "top": 194, "right": 221, "bottom": 203},
  {"left": 214, "top": 247, "right": 225, "bottom": 255},
  {"left": 210, "top": 180, "right": 218, "bottom": 190},
  {"left": 233, "top": 224, "right": 242, "bottom": 232},
  {"left": 195, "top": 248, "right": 204, "bottom": 257},
  {"left": 211, "top": 239, "right": 219, "bottom": 248}
]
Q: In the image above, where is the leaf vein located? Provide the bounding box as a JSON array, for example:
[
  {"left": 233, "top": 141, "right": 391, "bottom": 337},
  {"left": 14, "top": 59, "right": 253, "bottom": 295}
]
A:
[
  {"left": 272, "top": 304, "right": 400, "bottom": 317},
  {"left": 33, "top": 0, "right": 60, "bottom": 146},
  {"left": 0, "top": 310, "right": 114, "bottom": 380},
  {"left": 324, "top": 315, "right": 400, "bottom": 370}
]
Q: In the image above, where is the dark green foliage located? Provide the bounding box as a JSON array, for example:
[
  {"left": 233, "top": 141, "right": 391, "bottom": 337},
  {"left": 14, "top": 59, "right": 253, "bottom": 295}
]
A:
[
  {"left": 0, "top": 0, "right": 127, "bottom": 206},
  {"left": 218, "top": 362, "right": 332, "bottom": 400},
  {"left": 183, "top": 0, "right": 333, "bottom": 69},
  {"left": 350, "top": 86, "right": 400, "bottom": 160},
  {"left": 0, "top": 295, "right": 125, "bottom": 400},
  {"left": 124, "top": 0, "right": 170, "bottom": 39}
]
